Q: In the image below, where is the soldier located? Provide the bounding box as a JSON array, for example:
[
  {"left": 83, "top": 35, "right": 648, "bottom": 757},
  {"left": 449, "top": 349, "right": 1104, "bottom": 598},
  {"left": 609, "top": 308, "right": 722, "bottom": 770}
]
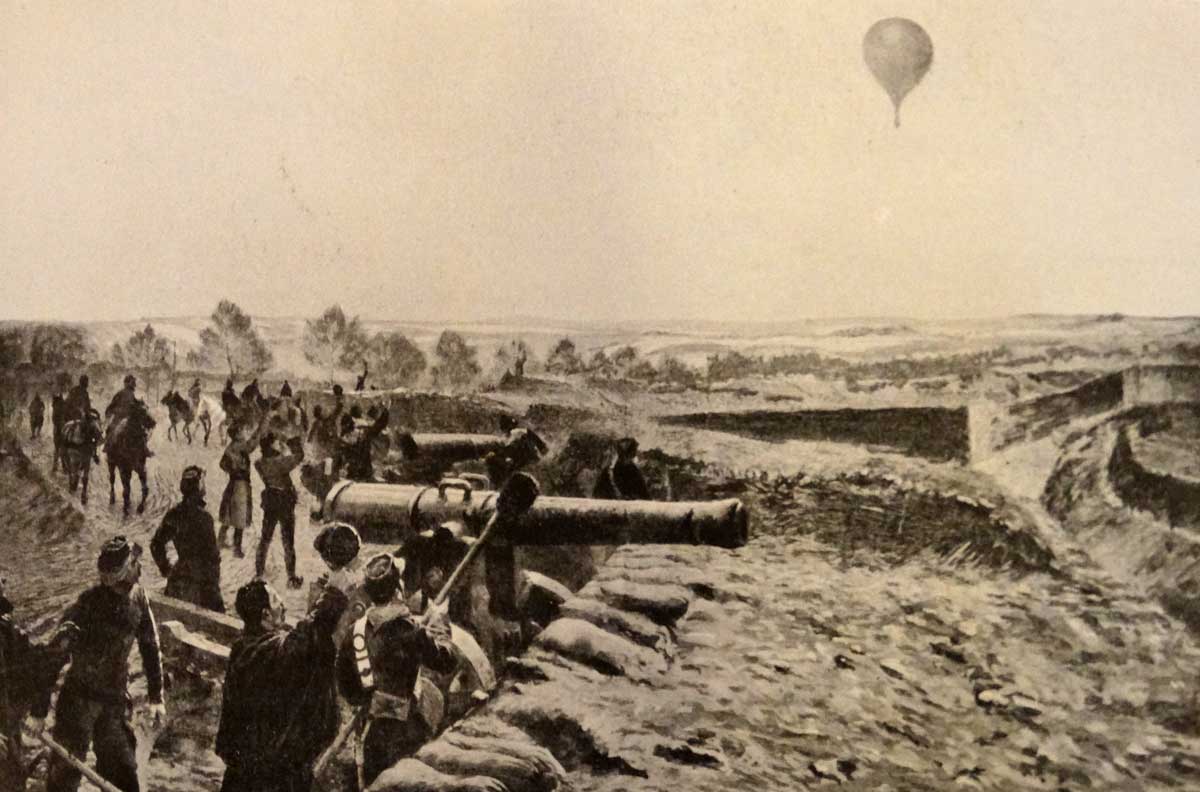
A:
[
  {"left": 279, "top": 379, "right": 293, "bottom": 399},
  {"left": 104, "top": 375, "right": 139, "bottom": 425},
  {"left": 216, "top": 579, "right": 348, "bottom": 792},
  {"left": 593, "top": 437, "right": 650, "bottom": 500},
  {"left": 255, "top": 432, "right": 306, "bottom": 588},
  {"left": 355, "top": 361, "right": 369, "bottom": 392},
  {"left": 218, "top": 414, "right": 266, "bottom": 558},
  {"left": 240, "top": 378, "right": 262, "bottom": 407},
  {"left": 336, "top": 407, "right": 389, "bottom": 482},
  {"left": 187, "top": 378, "right": 202, "bottom": 409},
  {"left": 28, "top": 393, "right": 45, "bottom": 439},
  {"left": 399, "top": 522, "right": 472, "bottom": 628},
  {"left": 486, "top": 418, "right": 549, "bottom": 487},
  {"left": 0, "top": 577, "right": 77, "bottom": 792},
  {"left": 311, "top": 522, "right": 368, "bottom": 647},
  {"left": 43, "top": 537, "right": 166, "bottom": 792},
  {"left": 51, "top": 386, "right": 68, "bottom": 472},
  {"left": 151, "top": 467, "right": 224, "bottom": 613},
  {"left": 221, "top": 379, "right": 240, "bottom": 413},
  {"left": 63, "top": 375, "right": 92, "bottom": 423},
  {"left": 336, "top": 553, "right": 457, "bottom": 788}
]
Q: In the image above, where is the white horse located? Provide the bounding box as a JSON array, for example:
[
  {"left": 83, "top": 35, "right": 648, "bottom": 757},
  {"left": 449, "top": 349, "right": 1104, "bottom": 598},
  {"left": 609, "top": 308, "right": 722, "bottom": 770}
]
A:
[{"left": 195, "top": 395, "right": 227, "bottom": 446}]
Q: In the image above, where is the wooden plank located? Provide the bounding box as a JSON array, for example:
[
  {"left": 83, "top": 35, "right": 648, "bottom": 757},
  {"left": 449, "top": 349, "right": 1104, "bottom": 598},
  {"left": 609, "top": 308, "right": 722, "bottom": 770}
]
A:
[
  {"left": 159, "top": 620, "right": 230, "bottom": 674},
  {"left": 147, "top": 590, "right": 244, "bottom": 646}
]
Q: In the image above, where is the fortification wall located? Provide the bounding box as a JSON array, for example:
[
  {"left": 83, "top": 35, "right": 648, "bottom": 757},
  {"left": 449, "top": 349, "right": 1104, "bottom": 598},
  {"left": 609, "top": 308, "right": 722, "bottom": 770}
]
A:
[
  {"left": 656, "top": 406, "right": 971, "bottom": 462},
  {"left": 972, "top": 372, "right": 1124, "bottom": 456},
  {"left": 1123, "top": 365, "right": 1200, "bottom": 406},
  {"left": 1108, "top": 421, "right": 1200, "bottom": 531}
]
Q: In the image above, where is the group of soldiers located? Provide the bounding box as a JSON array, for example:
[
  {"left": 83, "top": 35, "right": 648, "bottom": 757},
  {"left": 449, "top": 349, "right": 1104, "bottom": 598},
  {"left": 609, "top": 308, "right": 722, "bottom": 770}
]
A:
[
  {"left": 2, "top": 372, "right": 654, "bottom": 792},
  {"left": 22, "top": 374, "right": 147, "bottom": 472}
]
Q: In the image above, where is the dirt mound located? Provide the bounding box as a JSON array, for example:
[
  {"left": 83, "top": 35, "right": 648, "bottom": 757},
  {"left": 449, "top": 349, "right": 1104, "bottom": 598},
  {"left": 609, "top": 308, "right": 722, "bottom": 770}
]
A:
[
  {"left": 0, "top": 429, "right": 87, "bottom": 543},
  {"left": 1045, "top": 407, "right": 1200, "bottom": 631},
  {"left": 741, "top": 471, "right": 1056, "bottom": 575}
]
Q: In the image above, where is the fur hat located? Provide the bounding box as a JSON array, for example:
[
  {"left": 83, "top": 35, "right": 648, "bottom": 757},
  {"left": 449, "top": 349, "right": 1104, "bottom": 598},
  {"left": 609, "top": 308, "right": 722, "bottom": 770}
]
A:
[
  {"left": 363, "top": 552, "right": 406, "bottom": 604},
  {"left": 180, "top": 465, "right": 205, "bottom": 498},
  {"left": 235, "top": 579, "right": 272, "bottom": 624},
  {"left": 314, "top": 522, "right": 362, "bottom": 569}
]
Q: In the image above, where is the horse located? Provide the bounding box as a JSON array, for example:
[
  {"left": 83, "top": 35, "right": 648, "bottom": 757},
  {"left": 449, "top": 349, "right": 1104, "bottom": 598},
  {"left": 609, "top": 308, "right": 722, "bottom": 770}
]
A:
[
  {"left": 106, "top": 400, "right": 156, "bottom": 516},
  {"left": 61, "top": 410, "right": 103, "bottom": 505},
  {"left": 161, "top": 391, "right": 195, "bottom": 444},
  {"left": 195, "top": 394, "right": 226, "bottom": 446}
]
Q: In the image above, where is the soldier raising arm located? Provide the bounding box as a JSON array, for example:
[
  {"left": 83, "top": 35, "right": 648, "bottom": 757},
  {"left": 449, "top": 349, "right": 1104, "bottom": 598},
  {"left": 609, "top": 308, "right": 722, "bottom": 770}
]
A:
[{"left": 216, "top": 579, "right": 348, "bottom": 792}]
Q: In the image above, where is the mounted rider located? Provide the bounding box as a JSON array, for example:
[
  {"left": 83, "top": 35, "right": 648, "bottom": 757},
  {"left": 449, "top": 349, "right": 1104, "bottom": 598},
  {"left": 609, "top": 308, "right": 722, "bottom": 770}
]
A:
[
  {"left": 187, "top": 378, "right": 203, "bottom": 409},
  {"left": 63, "top": 375, "right": 92, "bottom": 424},
  {"left": 105, "top": 375, "right": 140, "bottom": 424},
  {"left": 104, "top": 375, "right": 147, "bottom": 455}
]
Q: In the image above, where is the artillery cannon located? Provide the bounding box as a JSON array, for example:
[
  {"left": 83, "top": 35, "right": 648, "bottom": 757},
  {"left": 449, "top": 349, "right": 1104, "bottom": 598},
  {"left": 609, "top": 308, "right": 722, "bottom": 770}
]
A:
[
  {"left": 383, "top": 432, "right": 522, "bottom": 484},
  {"left": 317, "top": 478, "right": 750, "bottom": 549},
  {"left": 317, "top": 475, "right": 749, "bottom": 623}
]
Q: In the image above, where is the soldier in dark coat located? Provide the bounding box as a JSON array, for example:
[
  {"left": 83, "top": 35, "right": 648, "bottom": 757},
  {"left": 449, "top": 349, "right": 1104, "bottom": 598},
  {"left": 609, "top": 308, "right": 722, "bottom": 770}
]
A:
[
  {"left": 104, "top": 375, "right": 139, "bottom": 424},
  {"left": 221, "top": 379, "right": 240, "bottom": 413},
  {"left": 151, "top": 467, "right": 224, "bottom": 613},
  {"left": 336, "top": 553, "right": 457, "bottom": 788},
  {"left": 240, "top": 379, "right": 262, "bottom": 406},
  {"left": 0, "top": 577, "right": 76, "bottom": 792},
  {"left": 279, "top": 380, "right": 293, "bottom": 399},
  {"left": 593, "top": 437, "right": 651, "bottom": 500},
  {"left": 255, "top": 432, "right": 306, "bottom": 588},
  {"left": 335, "top": 407, "right": 389, "bottom": 482},
  {"left": 28, "top": 394, "right": 45, "bottom": 439},
  {"left": 216, "top": 579, "right": 348, "bottom": 792},
  {"left": 63, "top": 375, "right": 92, "bottom": 424},
  {"left": 43, "top": 537, "right": 166, "bottom": 792}
]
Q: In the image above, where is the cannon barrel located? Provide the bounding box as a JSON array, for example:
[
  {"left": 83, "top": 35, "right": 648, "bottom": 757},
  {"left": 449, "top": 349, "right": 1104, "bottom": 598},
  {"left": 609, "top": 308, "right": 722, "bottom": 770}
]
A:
[
  {"left": 320, "top": 480, "right": 750, "bottom": 549},
  {"left": 402, "top": 433, "right": 509, "bottom": 463}
]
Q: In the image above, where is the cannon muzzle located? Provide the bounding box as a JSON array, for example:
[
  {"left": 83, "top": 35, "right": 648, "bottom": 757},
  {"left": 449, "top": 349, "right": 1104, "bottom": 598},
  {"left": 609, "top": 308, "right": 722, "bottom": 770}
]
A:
[{"left": 319, "top": 480, "right": 750, "bottom": 549}]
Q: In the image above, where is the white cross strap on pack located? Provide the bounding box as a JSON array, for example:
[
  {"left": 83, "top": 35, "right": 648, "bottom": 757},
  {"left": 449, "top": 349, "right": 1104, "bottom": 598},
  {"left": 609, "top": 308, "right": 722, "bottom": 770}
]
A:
[{"left": 352, "top": 615, "right": 374, "bottom": 690}]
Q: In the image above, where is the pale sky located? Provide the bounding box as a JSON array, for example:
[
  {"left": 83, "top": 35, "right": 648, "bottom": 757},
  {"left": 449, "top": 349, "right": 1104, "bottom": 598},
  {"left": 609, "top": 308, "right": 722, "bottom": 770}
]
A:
[{"left": 2, "top": 1, "right": 1199, "bottom": 323}]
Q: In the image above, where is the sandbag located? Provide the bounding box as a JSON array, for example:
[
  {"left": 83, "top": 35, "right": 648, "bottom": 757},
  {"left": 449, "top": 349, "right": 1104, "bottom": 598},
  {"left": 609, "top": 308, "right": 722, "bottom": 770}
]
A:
[
  {"left": 559, "top": 597, "right": 671, "bottom": 653},
  {"left": 368, "top": 759, "right": 507, "bottom": 792},
  {"left": 441, "top": 732, "right": 565, "bottom": 782},
  {"left": 416, "top": 742, "right": 556, "bottom": 792},
  {"left": 534, "top": 618, "right": 667, "bottom": 677},
  {"left": 593, "top": 580, "right": 690, "bottom": 625}
]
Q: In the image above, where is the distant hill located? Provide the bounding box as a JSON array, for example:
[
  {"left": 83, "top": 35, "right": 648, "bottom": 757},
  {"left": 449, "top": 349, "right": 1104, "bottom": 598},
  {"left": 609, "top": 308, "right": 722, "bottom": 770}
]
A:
[{"left": 9, "top": 313, "right": 1197, "bottom": 387}]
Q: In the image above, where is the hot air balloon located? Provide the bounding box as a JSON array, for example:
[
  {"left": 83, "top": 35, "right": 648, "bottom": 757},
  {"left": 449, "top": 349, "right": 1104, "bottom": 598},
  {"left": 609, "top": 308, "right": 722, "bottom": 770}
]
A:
[{"left": 863, "top": 18, "right": 933, "bottom": 128}]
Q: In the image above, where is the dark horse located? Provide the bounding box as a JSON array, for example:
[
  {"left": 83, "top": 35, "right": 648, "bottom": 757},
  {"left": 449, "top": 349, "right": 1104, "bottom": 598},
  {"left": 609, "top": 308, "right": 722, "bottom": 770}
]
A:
[
  {"left": 61, "top": 410, "right": 103, "bottom": 505},
  {"left": 106, "top": 400, "right": 156, "bottom": 516},
  {"left": 161, "top": 391, "right": 195, "bottom": 444}
]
